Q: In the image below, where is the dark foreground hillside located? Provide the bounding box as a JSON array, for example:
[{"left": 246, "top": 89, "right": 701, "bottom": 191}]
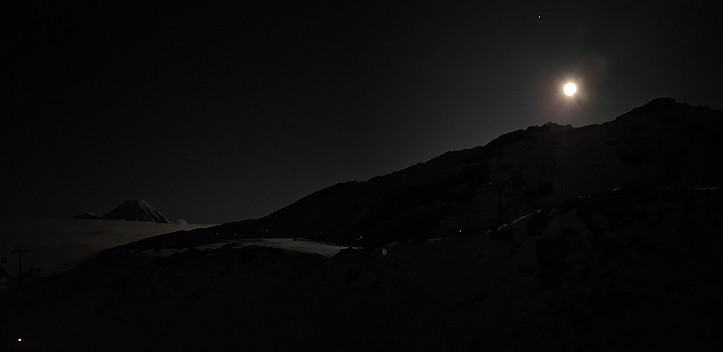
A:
[{"left": 3, "top": 186, "right": 723, "bottom": 351}]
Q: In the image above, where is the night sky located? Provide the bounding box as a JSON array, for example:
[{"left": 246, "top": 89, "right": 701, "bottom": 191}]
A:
[{"left": 4, "top": 0, "right": 722, "bottom": 224}]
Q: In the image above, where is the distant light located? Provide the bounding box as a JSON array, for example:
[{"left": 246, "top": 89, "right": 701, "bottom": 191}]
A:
[
  {"left": 17, "top": 338, "right": 22, "bottom": 342},
  {"left": 563, "top": 82, "right": 577, "bottom": 96}
]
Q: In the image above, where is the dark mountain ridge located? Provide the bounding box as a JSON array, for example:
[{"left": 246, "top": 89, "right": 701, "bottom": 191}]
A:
[{"left": 118, "top": 98, "right": 723, "bottom": 249}]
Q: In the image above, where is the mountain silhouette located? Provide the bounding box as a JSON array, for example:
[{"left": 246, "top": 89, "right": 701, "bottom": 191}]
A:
[
  {"left": 119, "top": 98, "right": 723, "bottom": 249},
  {"left": 101, "top": 200, "right": 170, "bottom": 223}
]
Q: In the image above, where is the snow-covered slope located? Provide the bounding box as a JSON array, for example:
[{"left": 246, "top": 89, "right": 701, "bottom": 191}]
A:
[
  {"left": 352, "top": 185, "right": 723, "bottom": 350},
  {"left": 120, "top": 98, "right": 723, "bottom": 249},
  {"left": 101, "top": 200, "right": 170, "bottom": 223}
]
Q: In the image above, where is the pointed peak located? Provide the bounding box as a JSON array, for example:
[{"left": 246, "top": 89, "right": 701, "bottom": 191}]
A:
[
  {"left": 102, "top": 200, "right": 170, "bottom": 223},
  {"left": 121, "top": 199, "right": 149, "bottom": 206},
  {"left": 73, "top": 212, "right": 101, "bottom": 220}
]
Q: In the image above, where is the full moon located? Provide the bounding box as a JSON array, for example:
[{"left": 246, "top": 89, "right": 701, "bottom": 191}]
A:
[{"left": 563, "top": 82, "right": 577, "bottom": 96}]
